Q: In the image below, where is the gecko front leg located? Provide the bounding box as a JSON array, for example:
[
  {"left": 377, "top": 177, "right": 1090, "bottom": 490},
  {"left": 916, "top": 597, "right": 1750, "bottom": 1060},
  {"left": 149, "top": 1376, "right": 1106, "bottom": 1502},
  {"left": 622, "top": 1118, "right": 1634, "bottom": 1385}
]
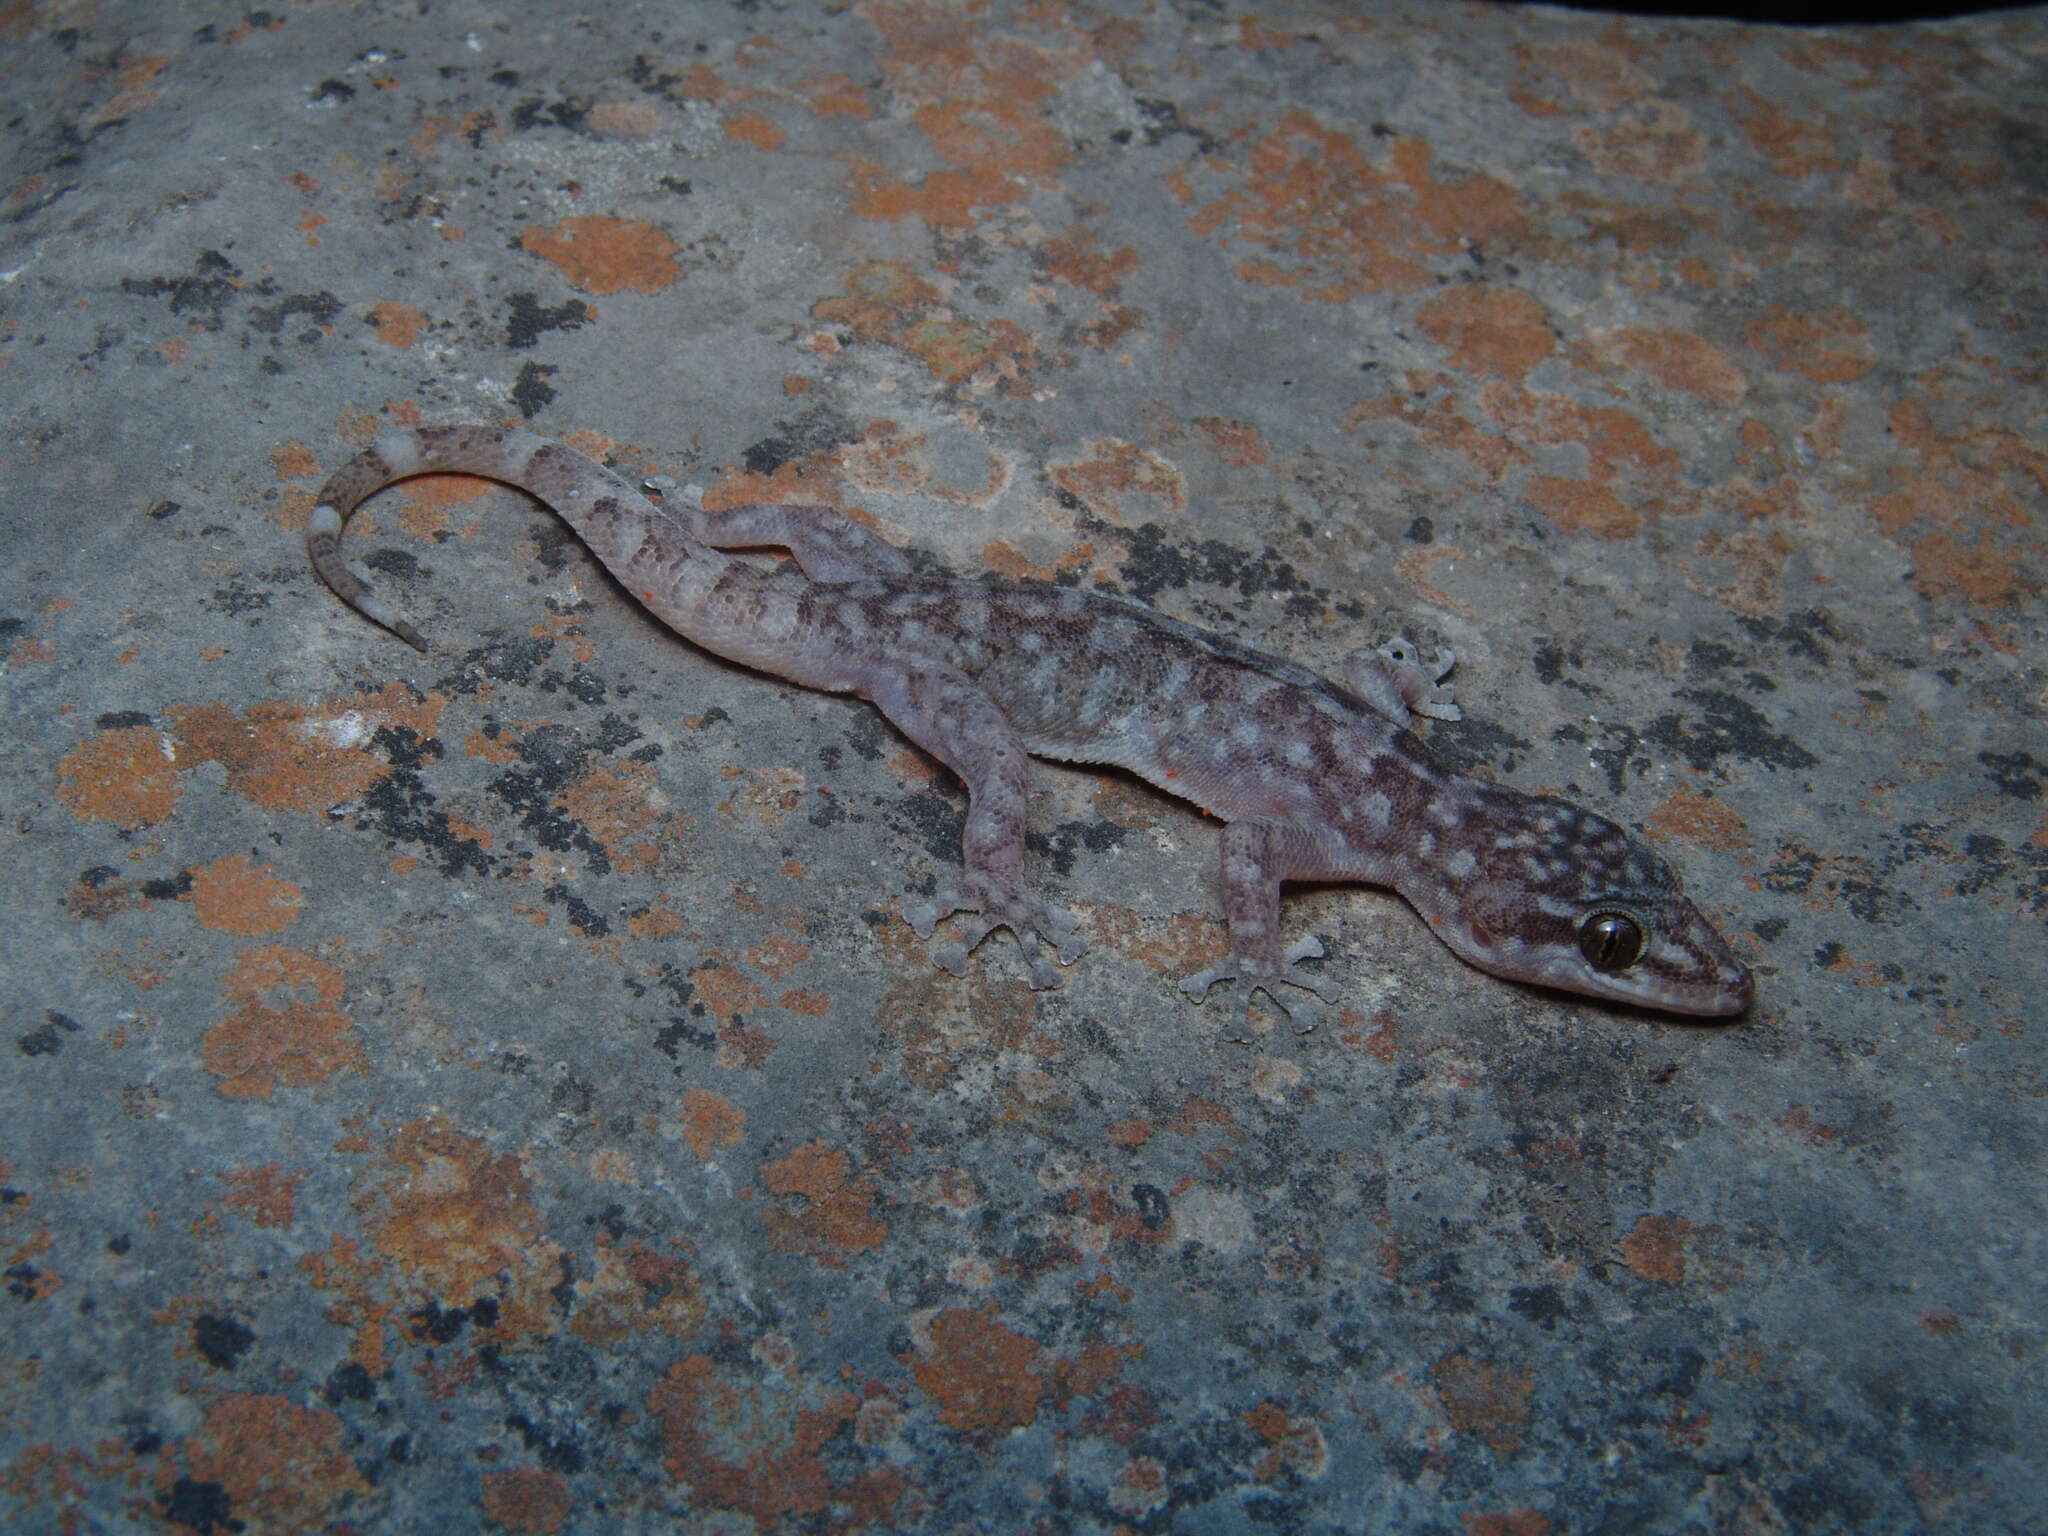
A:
[
  {"left": 867, "top": 665, "right": 1087, "bottom": 989},
  {"left": 1341, "top": 638, "right": 1461, "bottom": 725},
  {"left": 1180, "top": 822, "right": 1344, "bottom": 1031}
]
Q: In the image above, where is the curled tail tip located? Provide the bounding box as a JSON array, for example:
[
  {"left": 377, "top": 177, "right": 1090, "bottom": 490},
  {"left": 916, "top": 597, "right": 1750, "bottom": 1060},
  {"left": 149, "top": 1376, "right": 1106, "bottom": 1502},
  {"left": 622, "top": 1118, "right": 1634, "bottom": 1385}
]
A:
[{"left": 393, "top": 620, "right": 429, "bottom": 652}]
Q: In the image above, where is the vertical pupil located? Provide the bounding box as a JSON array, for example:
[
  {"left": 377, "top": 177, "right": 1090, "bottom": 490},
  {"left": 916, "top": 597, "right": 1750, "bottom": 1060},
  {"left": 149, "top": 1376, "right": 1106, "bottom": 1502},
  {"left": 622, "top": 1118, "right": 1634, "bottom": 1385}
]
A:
[{"left": 1580, "top": 911, "right": 1642, "bottom": 971}]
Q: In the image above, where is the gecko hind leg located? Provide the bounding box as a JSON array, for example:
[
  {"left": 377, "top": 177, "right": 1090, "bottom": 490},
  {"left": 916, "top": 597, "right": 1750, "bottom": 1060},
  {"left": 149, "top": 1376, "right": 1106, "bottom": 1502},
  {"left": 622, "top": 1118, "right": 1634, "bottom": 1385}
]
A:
[{"left": 873, "top": 666, "right": 1089, "bottom": 991}]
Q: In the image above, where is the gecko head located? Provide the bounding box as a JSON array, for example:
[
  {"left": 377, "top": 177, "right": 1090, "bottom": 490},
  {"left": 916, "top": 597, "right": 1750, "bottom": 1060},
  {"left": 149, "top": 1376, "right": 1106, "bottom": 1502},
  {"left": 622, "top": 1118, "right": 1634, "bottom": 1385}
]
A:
[{"left": 1420, "top": 794, "right": 1754, "bottom": 1017}]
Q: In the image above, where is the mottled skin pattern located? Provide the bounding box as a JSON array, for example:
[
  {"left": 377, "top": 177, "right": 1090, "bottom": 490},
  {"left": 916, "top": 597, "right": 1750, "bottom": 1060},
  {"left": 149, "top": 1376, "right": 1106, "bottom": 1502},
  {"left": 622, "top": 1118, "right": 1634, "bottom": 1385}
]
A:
[{"left": 308, "top": 426, "right": 1754, "bottom": 1021}]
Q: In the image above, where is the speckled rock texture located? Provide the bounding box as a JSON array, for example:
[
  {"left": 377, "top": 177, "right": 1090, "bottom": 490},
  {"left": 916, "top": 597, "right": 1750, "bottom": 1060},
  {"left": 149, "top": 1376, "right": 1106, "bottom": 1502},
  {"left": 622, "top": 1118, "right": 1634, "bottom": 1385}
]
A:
[{"left": 2, "top": 2, "right": 2043, "bottom": 1531}]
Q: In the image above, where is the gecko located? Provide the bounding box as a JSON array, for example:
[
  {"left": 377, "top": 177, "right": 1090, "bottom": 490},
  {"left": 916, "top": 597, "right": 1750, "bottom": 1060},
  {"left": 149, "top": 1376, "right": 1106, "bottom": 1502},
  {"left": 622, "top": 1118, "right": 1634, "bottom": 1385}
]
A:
[{"left": 308, "top": 425, "right": 1754, "bottom": 1021}]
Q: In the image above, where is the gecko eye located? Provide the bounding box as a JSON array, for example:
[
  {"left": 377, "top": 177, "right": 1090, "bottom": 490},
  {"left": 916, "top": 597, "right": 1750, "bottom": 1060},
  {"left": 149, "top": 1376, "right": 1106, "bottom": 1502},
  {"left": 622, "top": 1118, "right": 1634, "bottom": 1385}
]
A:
[{"left": 1577, "top": 908, "right": 1647, "bottom": 973}]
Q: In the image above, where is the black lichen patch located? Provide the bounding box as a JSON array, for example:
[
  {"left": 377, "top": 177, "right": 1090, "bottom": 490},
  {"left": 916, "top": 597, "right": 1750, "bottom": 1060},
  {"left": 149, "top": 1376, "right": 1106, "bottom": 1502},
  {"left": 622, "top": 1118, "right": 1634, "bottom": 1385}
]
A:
[
  {"left": 509, "top": 96, "right": 590, "bottom": 132},
  {"left": 192, "top": 1313, "right": 255, "bottom": 1370},
  {"left": 119, "top": 249, "right": 242, "bottom": 329},
  {"left": 740, "top": 406, "right": 860, "bottom": 476},
  {"left": 897, "top": 788, "right": 967, "bottom": 865},
  {"left": 408, "top": 1296, "right": 499, "bottom": 1344},
  {"left": 248, "top": 290, "right": 343, "bottom": 341},
  {"left": 544, "top": 884, "right": 610, "bottom": 936},
  {"left": 484, "top": 715, "right": 645, "bottom": 874},
  {"left": 506, "top": 291, "right": 591, "bottom": 350},
  {"left": 157, "top": 1477, "right": 235, "bottom": 1533},
  {"left": 357, "top": 727, "right": 493, "bottom": 877},
  {"left": 1739, "top": 607, "right": 1843, "bottom": 668},
  {"left": 364, "top": 547, "right": 424, "bottom": 579},
  {"left": 1116, "top": 522, "right": 1318, "bottom": 612},
  {"left": 512, "top": 360, "right": 557, "bottom": 418},
  {"left": 1979, "top": 750, "right": 2044, "bottom": 801},
  {"left": 1644, "top": 688, "right": 1817, "bottom": 774},
  {"left": 446, "top": 636, "right": 556, "bottom": 693},
  {"left": 1026, "top": 817, "right": 1127, "bottom": 878},
  {"left": 18, "top": 1011, "right": 82, "bottom": 1057}
]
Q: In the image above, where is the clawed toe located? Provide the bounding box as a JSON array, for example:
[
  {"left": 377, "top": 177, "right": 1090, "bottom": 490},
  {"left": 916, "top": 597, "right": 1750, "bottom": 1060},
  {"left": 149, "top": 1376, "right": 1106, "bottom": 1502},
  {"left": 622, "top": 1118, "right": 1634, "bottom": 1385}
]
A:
[
  {"left": 907, "top": 881, "right": 1087, "bottom": 990},
  {"left": 1181, "top": 934, "right": 1339, "bottom": 1033}
]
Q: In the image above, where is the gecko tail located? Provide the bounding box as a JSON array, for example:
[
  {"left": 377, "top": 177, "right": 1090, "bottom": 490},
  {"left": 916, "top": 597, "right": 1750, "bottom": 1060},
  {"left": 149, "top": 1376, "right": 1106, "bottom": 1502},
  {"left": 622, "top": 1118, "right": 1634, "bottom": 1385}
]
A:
[{"left": 307, "top": 499, "right": 429, "bottom": 649}]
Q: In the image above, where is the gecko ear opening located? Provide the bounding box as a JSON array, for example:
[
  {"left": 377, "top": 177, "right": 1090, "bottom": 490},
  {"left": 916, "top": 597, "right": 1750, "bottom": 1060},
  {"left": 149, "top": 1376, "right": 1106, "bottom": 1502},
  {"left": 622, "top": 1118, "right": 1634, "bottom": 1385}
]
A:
[{"left": 1577, "top": 907, "right": 1648, "bottom": 973}]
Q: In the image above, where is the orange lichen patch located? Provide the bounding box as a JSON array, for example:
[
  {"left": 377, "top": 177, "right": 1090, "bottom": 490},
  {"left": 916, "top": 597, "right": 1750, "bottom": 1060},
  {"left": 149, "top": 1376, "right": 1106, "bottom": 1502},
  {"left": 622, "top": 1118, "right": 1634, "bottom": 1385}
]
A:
[
  {"left": 1588, "top": 327, "right": 1747, "bottom": 404},
  {"left": 519, "top": 215, "right": 679, "bottom": 295},
  {"left": 1744, "top": 304, "right": 1873, "bottom": 385},
  {"left": 186, "top": 854, "right": 303, "bottom": 935},
  {"left": 845, "top": 1, "right": 1080, "bottom": 230},
  {"left": 1416, "top": 287, "right": 1554, "bottom": 384},
  {"left": 1865, "top": 394, "right": 2045, "bottom": 608},
  {"left": 746, "top": 932, "right": 810, "bottom": 982},
  {"left": 1465, "top": 1510, "right": 1552, "bottom": 1536},
  {"left": 381, "top": 467, "right": 495, "bottom": 540},
  {"left": 839, "top": 419, "right": 1012, "bottom": 506},
  {"left": 55, "top": 724, "right": 178, "bottom": 828},
  {"left": 204, "top": 945, "right": 366, "bottom": 1100},
  {"left": 1525, "top": 476, "right": 1640, "bottom": 540},
  {"left": 360, "top": 1117, "right": 547, "bottom": 1308},
  {"left": 1512, "top": 38, "right": 1653, "bottom": 114},
  {"left": 680, "top": 1088, "right": 746, "bottom": 1160},
  {"left": 480, "top": 1466, "right": 574, "bottom": 1535},
  {"left": 1735, "top": 90, "right": 1839, "bottom": 178},
  {"left": 1774, "top": 1105, "right": 1839, "bottom": 1149},
  {"left": 724, "top": 109, "right": 785, "bottom": 150},
  {"left": 587, "top": 99, "right": 666, "bottom": 137},
  {"left": 167, "top": 682, "right": 445, "bottom": 814},
  {"left": 1348, "top": 384, "right": 1532, "bottom": 488},
  {"left": 567, "top": 1238, "right": 707, "bottom": 1345},
  {"left": 1619, "top": 1213, "right": 1695, "bottom": 1284},
  {"left": 1570, "top": 99, "right": 1706, "bottom": 181},
  {"left": 814, "top": 261, "right": 1042, "bottom": 390},
  {"left": 648, "top": 1354, "right": 905, "bottom": 1526},
  {"left": 218, "top": 1163, "right": 306, "bottom": 1228},
  {"left": 1042, "top": 227, "right": 1141, "bottom": 296},
  {"left": 687, "top": 960, "right": 768, "bottom": 1030},
  {"left": 1645, "top": 784, "right": 1750, "bottom": 852},
  {"left": 1431, "top": 1354, "right": 1535, "bottom": 1457},
  {"left": 556, "top": 757, "right": 671, "bottom": 874},
  {"left": 271, "top": 439, "right": 321, "bottom": 480},
  {"left": 1905, "top": 531, "right": 2030, "bottom": 608},
  {"left": 368, "top": 299, "right": 426, "bottom": 347},
  {"left": 760, "top": 1142, "right": 888, "bottom": 1266},
  {"left": 626, "top": 897, "right": 686, "bottom": 939},
  {"left": 1246, "top": 1401, "right": 1330, "bottom": 1480},
  {"left": 1186, "top": 115, "right": 1523, "bottom": 302},
  {"left": 908, "top": 1305, "right": 1047, "bottom": 1433},
  {"left": 1086, "top": 907, "right": 1225, "bottom": 982},
  {"left": 89, "top": 54, "right": 169, "bottom": 127},
  {"left": 1480, "top": 383, "right": 1694, "bottom": 538},
  {"left": 1048, "top": 439, "right": 1186, "bottom": 524},
  {"left": 1195, "top": 418, "right": 1270, "bottom": 469},
  {"left": 815, "top": 258, "right": 943, "bottom": 342},
  {"left": 806, "top": 72, "right": 872, "bottom": 118},
  {"left": 181, "top": 1394, "right": 370, "bottom": 1532}
]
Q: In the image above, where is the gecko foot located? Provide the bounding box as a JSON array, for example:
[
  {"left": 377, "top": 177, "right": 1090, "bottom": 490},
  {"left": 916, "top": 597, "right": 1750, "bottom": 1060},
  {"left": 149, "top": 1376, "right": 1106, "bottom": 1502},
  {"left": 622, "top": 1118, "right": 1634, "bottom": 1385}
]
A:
[
  {"left": 907, "top": 877, "right": 1088, "bottom": 991},
  {"left": 1179, "top": 935, "right": 1340, "bottom": 1034}
]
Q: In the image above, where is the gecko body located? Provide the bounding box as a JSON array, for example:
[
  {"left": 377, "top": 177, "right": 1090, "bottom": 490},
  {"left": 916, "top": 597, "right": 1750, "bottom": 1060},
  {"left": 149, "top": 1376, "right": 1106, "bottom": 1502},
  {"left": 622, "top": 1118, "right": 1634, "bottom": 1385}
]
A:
[{"left": 308, "top": 426, "right": 1753, "bottom": 1019}]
